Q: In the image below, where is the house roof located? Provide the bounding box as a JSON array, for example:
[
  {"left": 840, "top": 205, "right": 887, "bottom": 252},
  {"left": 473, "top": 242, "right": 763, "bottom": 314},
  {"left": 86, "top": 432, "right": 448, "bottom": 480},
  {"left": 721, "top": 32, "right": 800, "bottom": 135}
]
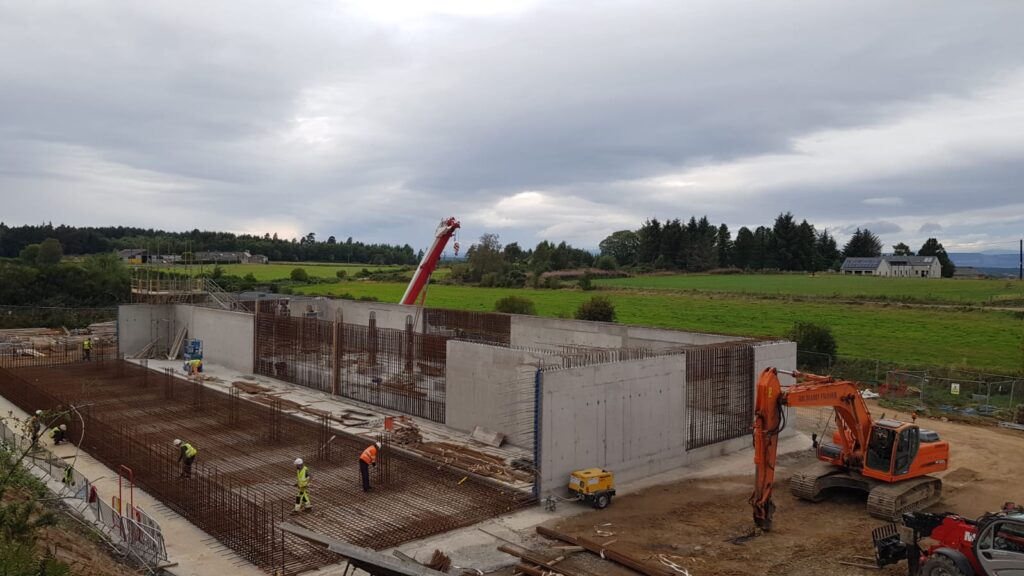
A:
[
  {"left": 840, "top": 257, "right": 883, "bottom": 270},
  {"left": 883, "top": 255, "right": 935, "bottom": 266},
  {"left": 117, "top": 249, "right": 147, "bottom": 257}
]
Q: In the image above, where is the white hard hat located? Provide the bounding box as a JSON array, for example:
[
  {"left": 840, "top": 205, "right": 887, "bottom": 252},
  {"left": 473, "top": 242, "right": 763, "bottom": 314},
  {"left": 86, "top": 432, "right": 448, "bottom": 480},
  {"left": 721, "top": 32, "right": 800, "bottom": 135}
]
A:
[
  {"left": 294, "top": 458, "right": 303, "bottom": 467},
  {"left": 375, "top": 441, "right": 382, "bottom": 449},
  {"left": 173, "top": 439, "right": 182, "bottom": 447},
  {"left": 35, "top": 410, "right": 42, "bottom": 415},
  {"left": 59, "top": 424, "right": 67, "bottom": 431}
]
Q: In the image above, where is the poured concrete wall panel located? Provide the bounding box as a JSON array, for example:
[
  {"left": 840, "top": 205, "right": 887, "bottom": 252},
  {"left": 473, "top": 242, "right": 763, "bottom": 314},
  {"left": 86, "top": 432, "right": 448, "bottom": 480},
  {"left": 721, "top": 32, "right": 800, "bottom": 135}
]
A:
[
  {"left": 538, "top": 355, "right": 689, "bottom": 495},
  {"left": 445, "top": 341, "right": 546, "bottom": 448}
]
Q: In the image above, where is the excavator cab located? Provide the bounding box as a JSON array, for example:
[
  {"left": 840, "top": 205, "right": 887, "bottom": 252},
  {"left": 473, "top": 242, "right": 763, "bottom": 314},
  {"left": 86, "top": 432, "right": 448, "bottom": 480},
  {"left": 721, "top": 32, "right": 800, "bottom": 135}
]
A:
[{"left": 860, "top": 419, "right": 948, "bottom": 483}]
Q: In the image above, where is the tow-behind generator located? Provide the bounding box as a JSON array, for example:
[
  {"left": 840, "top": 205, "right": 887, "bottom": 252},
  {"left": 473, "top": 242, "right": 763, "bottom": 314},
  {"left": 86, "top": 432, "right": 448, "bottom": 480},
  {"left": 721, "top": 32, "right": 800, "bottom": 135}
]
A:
[{"left": 568, "top": 468, "right": 616, "bottom": 509}]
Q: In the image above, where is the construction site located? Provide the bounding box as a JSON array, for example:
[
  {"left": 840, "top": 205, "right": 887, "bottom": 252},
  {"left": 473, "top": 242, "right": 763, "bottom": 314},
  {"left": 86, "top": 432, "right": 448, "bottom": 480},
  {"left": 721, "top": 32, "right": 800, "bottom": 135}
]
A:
[
  {"left": 1, "top": 227, "right": 1021, "bottom": 576},
  {"left": 0, "top": 271, "right": 800, "bottom": 576}
]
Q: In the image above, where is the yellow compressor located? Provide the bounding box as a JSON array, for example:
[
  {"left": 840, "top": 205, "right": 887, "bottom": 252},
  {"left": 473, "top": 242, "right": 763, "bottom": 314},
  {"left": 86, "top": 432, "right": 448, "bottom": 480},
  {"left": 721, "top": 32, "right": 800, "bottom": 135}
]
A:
[{"left": 568, "top": 468, "right": 616, "bottom": 509}]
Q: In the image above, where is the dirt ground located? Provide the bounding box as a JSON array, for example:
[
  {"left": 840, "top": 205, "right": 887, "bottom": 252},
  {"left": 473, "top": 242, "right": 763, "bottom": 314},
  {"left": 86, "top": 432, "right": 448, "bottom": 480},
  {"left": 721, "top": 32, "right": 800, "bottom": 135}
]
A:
[
  {"left": 495, "top": 401, "right": 1024, "bottom": 576},
  {"left": 38, "top": 519, "right": 138, "bottom": 576}
]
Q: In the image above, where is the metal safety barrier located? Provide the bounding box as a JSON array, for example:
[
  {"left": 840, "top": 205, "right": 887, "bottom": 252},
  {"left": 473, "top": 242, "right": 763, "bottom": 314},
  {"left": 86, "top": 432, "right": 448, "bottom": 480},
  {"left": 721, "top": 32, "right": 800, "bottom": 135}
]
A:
[{"left": 0, "top": 419, "right": 169, "bottom": 569}]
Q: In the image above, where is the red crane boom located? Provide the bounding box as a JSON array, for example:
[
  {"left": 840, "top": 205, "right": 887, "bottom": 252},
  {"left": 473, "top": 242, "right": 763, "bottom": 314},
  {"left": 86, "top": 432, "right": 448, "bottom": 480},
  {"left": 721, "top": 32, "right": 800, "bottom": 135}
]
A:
[{"left": 400, "top": 217, "right": 460, "bottom": 306}]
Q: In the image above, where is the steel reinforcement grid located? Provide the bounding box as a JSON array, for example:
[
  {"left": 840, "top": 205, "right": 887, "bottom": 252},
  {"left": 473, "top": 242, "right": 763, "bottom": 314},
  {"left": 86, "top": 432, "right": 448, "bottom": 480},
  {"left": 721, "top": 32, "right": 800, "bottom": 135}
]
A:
[
  {"left": 254, "top": 303, "right": 513, "bottom": 423},
  {"left": 686, "top": 343, "right": 756, "bottom": 450},
  {"left": 0, "top": 359, "right": 532, "bottom": 574}
]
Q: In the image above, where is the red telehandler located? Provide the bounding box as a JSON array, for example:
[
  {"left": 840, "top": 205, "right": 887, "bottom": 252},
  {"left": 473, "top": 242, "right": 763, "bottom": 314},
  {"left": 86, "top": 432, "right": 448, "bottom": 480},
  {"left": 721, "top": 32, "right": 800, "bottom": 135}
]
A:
[
  {"left": 873, "top": 504, "right": 1024, "bottom": 575},
  {"left": 750, "top": 368, "right": 950, "bottom": 530}
]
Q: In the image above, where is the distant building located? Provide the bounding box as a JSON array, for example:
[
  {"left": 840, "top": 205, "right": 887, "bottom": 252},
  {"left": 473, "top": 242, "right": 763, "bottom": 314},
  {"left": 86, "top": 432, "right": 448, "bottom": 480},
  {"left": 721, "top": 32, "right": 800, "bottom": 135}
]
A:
[
  {"left": 152, "top": 254, "right": 182, "bottom": 264},
  {"left": 117, "top": 249, "right": 148, "bottom": 264},
  {"left": 193, "top": 251, "right": 268, "bottom": 264},
  {"left": 840, "top": 255, "right": 941, "bottom": 278}
]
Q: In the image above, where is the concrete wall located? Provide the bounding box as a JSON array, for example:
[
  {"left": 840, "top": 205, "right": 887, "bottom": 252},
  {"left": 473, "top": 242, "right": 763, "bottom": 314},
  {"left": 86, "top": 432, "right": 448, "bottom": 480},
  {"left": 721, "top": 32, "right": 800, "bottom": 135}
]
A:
[
  {"left": 445, "top": 342, "right": 548, "bottom": 448},
  {"left": 323, "top": 300, "right": 417, "bottom": 331},
  {"left": 538, "top": 355, "right": 689, "bottom": 495},
  {"left": 753, "top": 340, "right": 798, "bottom": 436},
  {"left": 510, "top": 315, "right": 741, "bottom": 351},
  {"left": 173, "top": 306, "right": 255, "bottom": 374},
  {"left": 117, "top": 304, "right": 172, "bottom": 357},
  {"left": 534, "top": 341, "right": 799, "bottom": 495}
]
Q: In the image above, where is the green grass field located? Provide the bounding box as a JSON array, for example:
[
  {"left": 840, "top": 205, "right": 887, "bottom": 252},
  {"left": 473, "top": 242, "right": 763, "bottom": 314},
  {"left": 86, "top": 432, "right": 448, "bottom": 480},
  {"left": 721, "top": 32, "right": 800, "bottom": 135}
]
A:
[
  {"left": 160, "top": 262, "right": 406, "bottom": 281},
  {"left": 296, "top": 281, "right": 1024, "bottom": 374},
  {"left": 595, "top": 274, "right": 1024, "bottom": 305}
]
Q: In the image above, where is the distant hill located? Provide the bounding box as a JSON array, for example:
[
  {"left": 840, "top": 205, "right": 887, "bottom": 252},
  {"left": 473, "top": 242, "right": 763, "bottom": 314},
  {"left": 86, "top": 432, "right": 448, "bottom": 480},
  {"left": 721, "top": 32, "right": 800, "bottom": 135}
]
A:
[
  {"left": 949, "top": 252, "right": 1020, "bottom": 268},
  {"left": 976, "top": 267, "right": 1020, "bottom": 279}
]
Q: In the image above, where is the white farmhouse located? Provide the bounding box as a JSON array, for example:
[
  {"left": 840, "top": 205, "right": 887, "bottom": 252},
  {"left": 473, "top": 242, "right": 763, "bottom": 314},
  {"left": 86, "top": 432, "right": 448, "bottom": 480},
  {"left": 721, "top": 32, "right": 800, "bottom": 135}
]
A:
[{"left": 840, "top": 255, "right": 941, "bottom": 278}]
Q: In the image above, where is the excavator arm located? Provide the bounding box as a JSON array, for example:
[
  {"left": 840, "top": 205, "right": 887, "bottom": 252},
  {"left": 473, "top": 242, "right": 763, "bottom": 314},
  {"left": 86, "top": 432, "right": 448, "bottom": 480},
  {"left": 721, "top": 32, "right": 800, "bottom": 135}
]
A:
[{"left": 750, "top": 368, "right": 876, "bottom": 530}]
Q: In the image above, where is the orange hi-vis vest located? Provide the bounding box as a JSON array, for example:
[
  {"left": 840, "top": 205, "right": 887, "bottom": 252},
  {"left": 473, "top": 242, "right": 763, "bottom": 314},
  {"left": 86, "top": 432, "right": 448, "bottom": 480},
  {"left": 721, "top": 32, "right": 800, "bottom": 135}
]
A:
[{"left": 360, "top": 445, "right": 378, "bottom": 465}]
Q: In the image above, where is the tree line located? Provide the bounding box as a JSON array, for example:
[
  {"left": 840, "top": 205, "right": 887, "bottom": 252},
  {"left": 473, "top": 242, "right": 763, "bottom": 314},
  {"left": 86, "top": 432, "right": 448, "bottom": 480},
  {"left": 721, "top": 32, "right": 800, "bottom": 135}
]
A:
[
  {"left": 0, "top": 223, "right": 418, "bottom": 265},
  {"left": 598, "top": 214, "right": 841, "bottom": 272},
  {"left": 0, "top": 240, "right": 130, "bottom": 310},
  {"left": 598, "top": 214, "right": 955, "bottom": 276},
  {"left": 450, "top": 233, "right": 598, "bottom": 287}
]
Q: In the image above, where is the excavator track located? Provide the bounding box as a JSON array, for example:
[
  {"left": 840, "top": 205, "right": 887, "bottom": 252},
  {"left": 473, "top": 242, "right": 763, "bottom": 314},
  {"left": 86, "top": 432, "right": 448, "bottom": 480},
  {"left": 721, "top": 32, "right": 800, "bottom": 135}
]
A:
[
  {"left": 789, "top": 462, "right": 836, "bottom": 502},
  {"left": 789, "top": 462, "right": 942, "bottom": 521},
  {"left": 866, "top": 476, "right": 942, "bottom": 521}
]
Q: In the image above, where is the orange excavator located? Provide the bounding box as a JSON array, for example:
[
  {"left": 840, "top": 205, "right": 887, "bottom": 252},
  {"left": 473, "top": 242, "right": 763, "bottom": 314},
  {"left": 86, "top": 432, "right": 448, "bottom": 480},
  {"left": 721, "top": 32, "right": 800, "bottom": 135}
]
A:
[{"left": 750, "top": 368, "right": 950, "bottom": 531}]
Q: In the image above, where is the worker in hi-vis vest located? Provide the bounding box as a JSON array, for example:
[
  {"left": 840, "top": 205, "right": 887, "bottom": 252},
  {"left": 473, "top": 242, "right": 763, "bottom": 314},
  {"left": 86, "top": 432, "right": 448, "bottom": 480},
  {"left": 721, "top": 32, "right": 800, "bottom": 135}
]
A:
[
  {"left": 173, "top": 439, "right": 198, "bottom": 479},
  {"left": 293, "top": 458, "right": 312, "bottom": 513},
  {"left": 50, "top": 424, "right": 68, "bottom": 445},
  {"left": 359, "top": 441, "right": 381, "bottom": 492}
]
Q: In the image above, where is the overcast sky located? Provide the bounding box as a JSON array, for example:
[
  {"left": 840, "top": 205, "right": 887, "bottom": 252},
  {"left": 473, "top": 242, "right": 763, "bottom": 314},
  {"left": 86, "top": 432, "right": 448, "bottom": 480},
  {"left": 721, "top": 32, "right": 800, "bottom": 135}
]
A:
[{"left": 1, "top": 0, "right": 1022, "bottom": 253}]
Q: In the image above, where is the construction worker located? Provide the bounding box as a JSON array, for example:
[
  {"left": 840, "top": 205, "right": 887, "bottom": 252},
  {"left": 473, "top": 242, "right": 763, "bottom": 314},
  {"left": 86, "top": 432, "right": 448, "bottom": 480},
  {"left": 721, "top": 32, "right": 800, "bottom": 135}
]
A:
[
  {"left": 185, "top": 358, "right": 203, "bottom": 376},
  {"left": 29, "top": 410, "right": 43, "bottom": 444},
  {"left": 359, "top": 441, "right": 381, "bottom": 492},
  {"left": 293, "top": 458, "right": 312, "bottom": 513},
  {"left": 82, "top": 337, "right": 92, "bottom": 361},
  {"left": 62, "top": 464, "right": 75, "bottom": 488},
  {"left": 49, "top": 424, "right": 68, "bottom": 445},
  {"left": 173, "top": 439, "right": 198, "bottom": 479}
]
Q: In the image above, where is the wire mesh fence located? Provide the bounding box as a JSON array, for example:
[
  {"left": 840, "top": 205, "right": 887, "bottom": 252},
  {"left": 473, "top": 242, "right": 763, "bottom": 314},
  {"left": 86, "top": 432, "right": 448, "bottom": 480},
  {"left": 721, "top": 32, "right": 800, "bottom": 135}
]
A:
[{"left": 797, "top": 350, "right": 1024, "bottom": 424}]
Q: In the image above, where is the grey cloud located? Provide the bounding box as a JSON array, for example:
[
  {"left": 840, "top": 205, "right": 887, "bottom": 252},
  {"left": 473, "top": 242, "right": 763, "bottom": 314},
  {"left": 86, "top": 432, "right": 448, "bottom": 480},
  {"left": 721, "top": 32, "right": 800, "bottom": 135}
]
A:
[
  {"left": 0, "top": 0, "right": 1023, "bottom": 250},
  {"left": 919, "top": 222, "right": 943, "bottom": 233}
]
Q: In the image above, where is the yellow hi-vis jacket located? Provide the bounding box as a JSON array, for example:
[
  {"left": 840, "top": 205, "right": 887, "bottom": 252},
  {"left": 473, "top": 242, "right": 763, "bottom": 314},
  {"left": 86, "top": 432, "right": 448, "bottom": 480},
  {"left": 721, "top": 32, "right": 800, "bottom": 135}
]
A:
[
  {"left": 297, "top": 465, "right": 310, "bottom": 489},
  {"left": 182, "top": 442, "right": 197, "bottom": 459}
]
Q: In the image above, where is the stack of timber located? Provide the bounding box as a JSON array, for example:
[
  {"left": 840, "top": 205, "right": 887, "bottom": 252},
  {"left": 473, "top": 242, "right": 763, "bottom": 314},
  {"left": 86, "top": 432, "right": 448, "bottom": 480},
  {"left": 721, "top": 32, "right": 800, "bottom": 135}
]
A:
[
  {"left": 413, "top": 441, "right": 534, "bottom": 484},
  {"left": 392, "top": 418, "right": 423, "bottom": 446},
  {"left": 534, "top": 526, "right": 677, "bottom": 576},
  {"left": 166, "top": 326, "right": 187, "bottom": 359}
]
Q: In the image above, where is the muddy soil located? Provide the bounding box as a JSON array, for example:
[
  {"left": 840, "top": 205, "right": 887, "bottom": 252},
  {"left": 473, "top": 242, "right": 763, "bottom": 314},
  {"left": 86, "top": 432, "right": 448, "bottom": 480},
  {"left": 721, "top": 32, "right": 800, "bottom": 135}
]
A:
[{"left": 494, "top": 401, "right": 1024, "bottom": 575}]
